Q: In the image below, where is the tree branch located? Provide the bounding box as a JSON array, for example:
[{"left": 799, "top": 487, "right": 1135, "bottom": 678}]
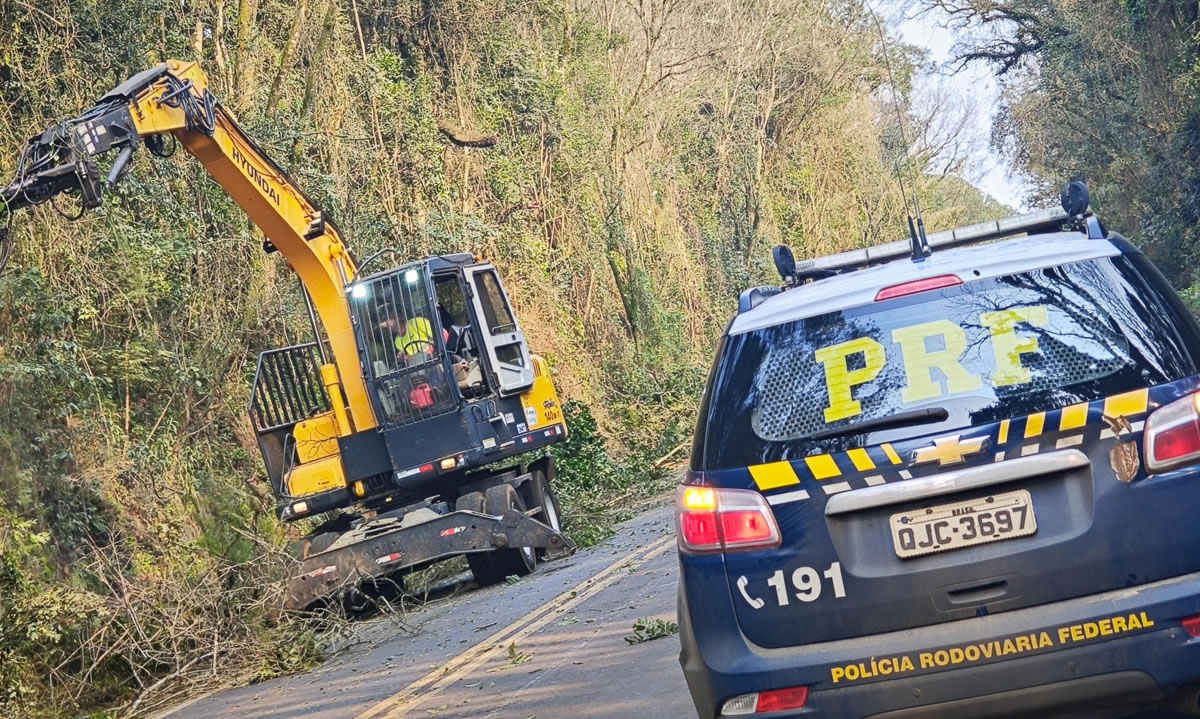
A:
[{"left": 437, "top": 122, "right": 497, "bottom": 148}]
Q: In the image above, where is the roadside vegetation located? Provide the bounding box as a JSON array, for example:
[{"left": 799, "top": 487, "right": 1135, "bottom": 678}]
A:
[
  {"left": 1, "top": 0, "right": 1016, "bottom": 716},
  {"left": 914, "top": 0, "right": 1200, "bottom": 308}
]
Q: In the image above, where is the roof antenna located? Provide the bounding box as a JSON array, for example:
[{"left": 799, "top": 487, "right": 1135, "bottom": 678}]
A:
[
  {"left": 910, "top": 193, "right": 930, "bottom": 259},
  {"left": 866, "top": 1, "right": 928, "bottom": 262}
]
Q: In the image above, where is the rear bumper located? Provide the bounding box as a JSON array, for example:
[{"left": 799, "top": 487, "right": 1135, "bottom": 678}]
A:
[{"left": 678, "top": 563, "right": 1200, "bottom": 719}]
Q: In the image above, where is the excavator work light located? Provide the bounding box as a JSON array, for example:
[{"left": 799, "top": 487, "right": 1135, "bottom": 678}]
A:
[{"left": 351, "top": 283, "right": 368, "bottom": 299}]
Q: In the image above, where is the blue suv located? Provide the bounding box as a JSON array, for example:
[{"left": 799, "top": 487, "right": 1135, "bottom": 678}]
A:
[{"left": 677, "top": 194, "right": 1200, "bottom": 718}]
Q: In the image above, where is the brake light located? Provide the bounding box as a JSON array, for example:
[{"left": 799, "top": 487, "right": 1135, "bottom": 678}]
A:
[
  {"left": 719, "top": 686, "right": 809, "bottom": 715},
  {"left": 875, "top": 274, "right": 962, "bottom": 301},
  {"left": 721, "top": 510, "right": 775, "bottom": 545},
  {"left": 1184, "top": 615, "right": 1200, "bottom": 638},
  {"left": 680, "top": 509, "right": 720, "bottom": 547},
  {"left": 676, "top": 485, "right": 781, "bottom": 553},
  {"left": 1144, "top": 393, "right": 1200, "bottom": 472}
]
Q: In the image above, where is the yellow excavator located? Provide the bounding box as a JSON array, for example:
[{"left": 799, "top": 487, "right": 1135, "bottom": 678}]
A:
[{"left": 0, "top": 60, "right": 572, "bottom": 608}]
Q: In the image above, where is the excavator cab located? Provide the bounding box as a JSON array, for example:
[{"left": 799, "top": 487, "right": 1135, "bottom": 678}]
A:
[
  {"left": 249, "top": 250, "right": 562, "bottom": 525},
  {"left": 349, "top": 253, "right": 536, "bottom": 429},
  {"left": 338, "top": 251, "right": 564, "bottom": 499}
]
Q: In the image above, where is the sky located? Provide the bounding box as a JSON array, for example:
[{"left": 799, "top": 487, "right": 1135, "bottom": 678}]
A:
[{"left": 890, "top": 5, "right": 1034, "bottom": 210}]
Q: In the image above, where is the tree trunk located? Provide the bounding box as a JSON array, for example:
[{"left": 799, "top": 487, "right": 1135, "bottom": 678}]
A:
[
  {"left": 291, "top": 0, "right": 339, "bottom": 163},
  {"left": 265, "top": 0, "right": 307, "bottom": 117},
  {"left": 233, "top": 0, "right": 258, "bottom": 108},
  {"left": 349, "top": 0, "right": 386, "bottom": 150},
  {"left": 606, "top": 251, "right": 638, "bottom": 343},
  {"left": 299, "top": 0, "right": 338, "bottom": 123},
  {"left": 213, "top": 2, "right": 229, "bottom": 89},
  {"left": 192, "top": 16, "right": 204, "bottom": 60}
]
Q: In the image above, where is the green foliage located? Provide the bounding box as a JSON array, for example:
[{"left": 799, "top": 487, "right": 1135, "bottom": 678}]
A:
[
  {"left": 0, "top": 514, "right": 54, "bottom": 708},
  {"left": 624, "top": 616, "right": 678, "bottom": 645},
  {"left": 505, "top": 641, "right": 532, "bottom": 666},
  {"left": 549, "top": 395, "right": 690, "bottom": 547},
  {"left": 1179, "top": 284, "right": 1200, "bottom": 317},
  {"left": 940, "top": 0, "right": 1200, "bottom": 288},
  {"left": 549, "top": 400, "right": 657, "bottom": 547},
  {"left": 253, "top": 627, "right": 324, "bottom": 681},
  {"left": 549, "top": 401, "right": 616, "bottom": 490}
]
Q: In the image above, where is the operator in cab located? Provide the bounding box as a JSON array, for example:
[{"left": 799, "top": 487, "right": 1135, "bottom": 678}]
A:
[{"left": 394, "top": 315, "right": 449, "bottom": 358}]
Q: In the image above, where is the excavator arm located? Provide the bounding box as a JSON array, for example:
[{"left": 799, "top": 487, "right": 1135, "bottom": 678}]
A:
[{"left": 0, "top": 60, "right": 377, "bottom": 434}]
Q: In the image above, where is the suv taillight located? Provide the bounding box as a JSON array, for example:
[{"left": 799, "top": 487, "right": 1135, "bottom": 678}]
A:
[
  {"left": 720, "top": 686, "right": 809, "bottom": 715},
  {"left": 675, "top": 485, "right": 781, "bottom": 553},
  {"left": 1144, "top": 393, "right": 1200, "bottom": 472}
]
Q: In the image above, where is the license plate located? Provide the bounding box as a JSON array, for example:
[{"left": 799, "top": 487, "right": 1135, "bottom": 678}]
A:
[{"left": 890, "top": 489, "right": 1037, "bottom": 559}]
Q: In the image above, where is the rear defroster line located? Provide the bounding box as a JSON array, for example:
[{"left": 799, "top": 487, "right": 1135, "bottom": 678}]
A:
[{"left": 354, "top": 532, "right": 678, "bottom": 719}]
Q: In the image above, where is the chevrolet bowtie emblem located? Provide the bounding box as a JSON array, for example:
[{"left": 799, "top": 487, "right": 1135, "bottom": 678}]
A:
[{"left": 911, "top": 434, "right": 988, "bottom": 467}]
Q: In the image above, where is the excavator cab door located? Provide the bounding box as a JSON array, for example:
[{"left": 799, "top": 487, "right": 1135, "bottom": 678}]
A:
[{"left": 463, "top": 264, "right": 534, "bottom": 396}]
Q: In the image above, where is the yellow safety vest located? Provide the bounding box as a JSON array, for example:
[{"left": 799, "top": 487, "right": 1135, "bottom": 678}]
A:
[{"left": 395, "top": 316, "right": 434, "bottom": 355}]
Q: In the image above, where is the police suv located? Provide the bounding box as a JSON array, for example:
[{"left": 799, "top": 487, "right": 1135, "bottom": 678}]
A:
[{"left": 677, "top": 187, "right": 1200, "bottom": 718}]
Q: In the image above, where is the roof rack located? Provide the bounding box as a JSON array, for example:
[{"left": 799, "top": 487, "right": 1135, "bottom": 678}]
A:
[{"left": 792, "top": 206, "right": 1074, "bottom": 279}]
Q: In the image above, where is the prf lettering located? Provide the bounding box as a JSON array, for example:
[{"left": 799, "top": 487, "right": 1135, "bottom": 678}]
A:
[{"left": 816, "top": 307, "right": 1047, "bottom": 423}]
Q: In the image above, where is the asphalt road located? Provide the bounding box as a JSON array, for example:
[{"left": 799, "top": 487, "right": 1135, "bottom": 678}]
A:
[
  {"left": 160, "top": 503, "right": 694, "bottom": 719},
  {"left": 156, "top": 502, "right": 1190, "bottom": 719}
]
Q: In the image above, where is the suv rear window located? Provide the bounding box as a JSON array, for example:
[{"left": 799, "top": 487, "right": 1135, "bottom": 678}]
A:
[{"left": 697, "top": 253, "right": 1200, "bottom": 470}]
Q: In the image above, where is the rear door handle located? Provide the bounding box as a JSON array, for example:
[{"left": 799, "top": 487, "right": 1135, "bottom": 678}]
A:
[{"left": 935, "top": 573, "right": 1022, "bottom": 611}]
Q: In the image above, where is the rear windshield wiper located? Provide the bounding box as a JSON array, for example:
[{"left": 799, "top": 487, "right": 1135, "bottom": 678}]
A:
[{"left": 806, "top": 407, "right": 949, "bottom": 441}]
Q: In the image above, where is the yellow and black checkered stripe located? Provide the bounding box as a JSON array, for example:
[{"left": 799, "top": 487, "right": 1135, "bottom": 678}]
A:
[{"left": 752, "top": 388, "right": 1151, "bottom": 507}]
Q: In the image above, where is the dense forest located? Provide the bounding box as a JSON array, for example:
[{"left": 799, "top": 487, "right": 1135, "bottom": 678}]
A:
[{"left": 0, "top": 0, "right": 1151, "bottom": 715}]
